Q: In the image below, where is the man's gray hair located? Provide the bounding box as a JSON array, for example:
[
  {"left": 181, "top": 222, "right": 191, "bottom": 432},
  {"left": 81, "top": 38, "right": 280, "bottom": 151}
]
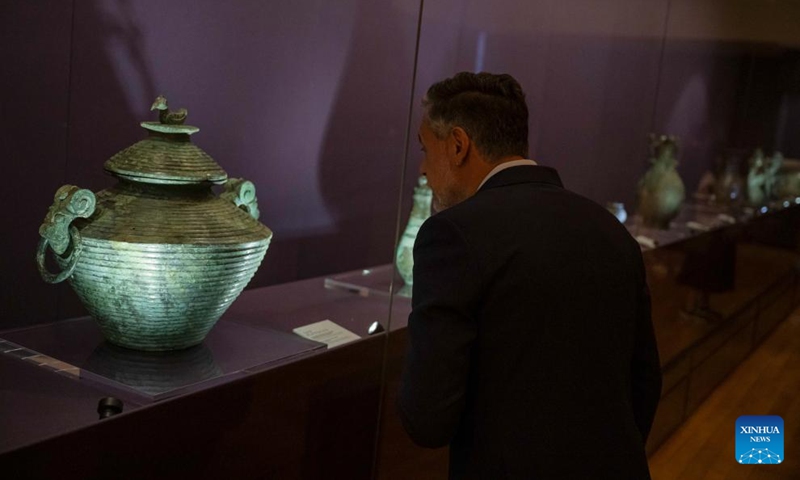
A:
[{"left": 423, "top": 72, "right": 529, "bottom": 162}]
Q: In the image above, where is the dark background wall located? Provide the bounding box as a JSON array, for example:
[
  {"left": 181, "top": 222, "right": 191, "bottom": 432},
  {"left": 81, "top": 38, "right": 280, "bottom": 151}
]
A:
[{"left": 3, "top": 0, "right": 800, "bottom": 329}]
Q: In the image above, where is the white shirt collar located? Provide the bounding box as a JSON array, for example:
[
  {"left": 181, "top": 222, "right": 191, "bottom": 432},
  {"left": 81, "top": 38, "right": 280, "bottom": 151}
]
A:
[{"left": 477, "top": 159, "right": 538, "bottom": 191}]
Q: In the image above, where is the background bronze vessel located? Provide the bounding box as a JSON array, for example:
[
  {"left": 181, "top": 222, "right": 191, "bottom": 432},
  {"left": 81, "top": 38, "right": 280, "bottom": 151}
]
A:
[
  {"left": 636, "top": 134, "right": 686, "bottom": 229},
  {"left": 36, "top": 97, "right": 272, "bottom": 351}
]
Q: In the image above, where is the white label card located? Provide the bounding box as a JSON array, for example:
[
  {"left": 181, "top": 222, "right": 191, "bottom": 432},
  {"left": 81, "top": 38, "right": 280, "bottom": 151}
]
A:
[{"left": 293, "top": 320, "right": 361, "bottom": 348}]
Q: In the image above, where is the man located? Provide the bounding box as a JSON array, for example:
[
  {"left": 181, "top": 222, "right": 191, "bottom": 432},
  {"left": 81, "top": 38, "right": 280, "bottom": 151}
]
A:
[{"left": 398, "top": 72, "right": 662, "bottom": 479}]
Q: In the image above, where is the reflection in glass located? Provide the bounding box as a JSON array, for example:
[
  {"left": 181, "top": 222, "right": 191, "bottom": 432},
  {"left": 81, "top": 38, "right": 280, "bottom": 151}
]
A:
[{"left": 84, "top": 342, "right": 223, "bottom": 398}]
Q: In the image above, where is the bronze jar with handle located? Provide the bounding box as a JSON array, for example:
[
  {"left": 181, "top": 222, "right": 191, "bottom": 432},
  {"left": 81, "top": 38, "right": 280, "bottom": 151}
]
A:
[{"left": 36, "top": 97, "right": 272, "bottom": 351}]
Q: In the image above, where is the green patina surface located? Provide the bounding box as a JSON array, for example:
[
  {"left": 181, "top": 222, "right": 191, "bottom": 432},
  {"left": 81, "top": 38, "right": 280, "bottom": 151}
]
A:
[
  {"left": 38, "top": 97, "right": 272, "bottom": 351},
  {"left": 396, "top": 176, "right": 432, "bottom": 286}
]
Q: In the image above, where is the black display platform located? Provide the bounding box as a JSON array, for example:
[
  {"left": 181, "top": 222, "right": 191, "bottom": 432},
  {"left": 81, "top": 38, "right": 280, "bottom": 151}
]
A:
[{"left": 0, "top": 316, "right": 325, "bottom": 402}]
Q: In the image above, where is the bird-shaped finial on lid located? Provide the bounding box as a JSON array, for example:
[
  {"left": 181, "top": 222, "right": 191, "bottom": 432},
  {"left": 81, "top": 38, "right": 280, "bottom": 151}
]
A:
[{"left": 150, "top": 95, "right": 188, "bottom": 125}]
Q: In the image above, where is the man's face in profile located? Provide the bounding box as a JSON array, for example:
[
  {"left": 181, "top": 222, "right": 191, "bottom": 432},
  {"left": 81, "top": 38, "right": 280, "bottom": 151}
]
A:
[{"left": 418, "top": 118, "right": 461, "bottom": 212}]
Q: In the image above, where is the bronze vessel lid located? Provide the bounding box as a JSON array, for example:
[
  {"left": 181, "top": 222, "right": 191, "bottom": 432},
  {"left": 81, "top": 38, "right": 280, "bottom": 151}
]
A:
[{"left": 104, "top": 96, "right": 228, "bottom": 185}]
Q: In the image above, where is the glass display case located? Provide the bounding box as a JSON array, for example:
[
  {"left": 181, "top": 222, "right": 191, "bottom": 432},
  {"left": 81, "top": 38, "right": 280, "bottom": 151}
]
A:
[{"left": 2, "top": 1, "right": 800, "bottom": 478}]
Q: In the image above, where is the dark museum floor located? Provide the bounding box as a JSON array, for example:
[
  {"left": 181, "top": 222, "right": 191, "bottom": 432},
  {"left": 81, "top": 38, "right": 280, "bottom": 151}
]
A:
[{"left": 648, "top": 308, "right": 800, "bottom": 479}]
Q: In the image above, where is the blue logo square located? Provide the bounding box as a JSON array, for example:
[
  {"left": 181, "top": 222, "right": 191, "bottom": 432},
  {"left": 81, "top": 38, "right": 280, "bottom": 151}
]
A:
[{"left": 736, "top": 415, "right": 784, "bottom": 465}]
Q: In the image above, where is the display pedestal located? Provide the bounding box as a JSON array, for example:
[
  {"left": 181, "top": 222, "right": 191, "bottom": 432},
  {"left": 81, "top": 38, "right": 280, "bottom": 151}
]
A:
[{"left": 0, "top": 316, "right": 324, "bottom": 402}]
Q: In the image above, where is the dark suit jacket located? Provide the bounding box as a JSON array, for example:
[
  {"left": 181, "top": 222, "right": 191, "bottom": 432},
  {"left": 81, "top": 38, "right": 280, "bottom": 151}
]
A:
[{"left": 398, "top": 165, "right": 662, "bottom": 479}]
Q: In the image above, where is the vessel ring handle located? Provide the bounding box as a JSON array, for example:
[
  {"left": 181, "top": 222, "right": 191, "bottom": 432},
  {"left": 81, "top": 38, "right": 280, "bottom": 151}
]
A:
[
  {"left": 222, "top": 178, "right": 261, "bottom": 220},
  {"left": 37, "top": 225, "right": 84, "bottom": 284},
  {"left": 36, "top": 185, "right": 96, "bottom": 284}
]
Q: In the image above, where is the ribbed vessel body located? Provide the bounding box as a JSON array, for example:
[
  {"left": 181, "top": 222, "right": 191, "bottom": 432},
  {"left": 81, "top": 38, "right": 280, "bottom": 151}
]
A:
[{"left": 60, "top": 182, "right": 270, "bottom": 351}]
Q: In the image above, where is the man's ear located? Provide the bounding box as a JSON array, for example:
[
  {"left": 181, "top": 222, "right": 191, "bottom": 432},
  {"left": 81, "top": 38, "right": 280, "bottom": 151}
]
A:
[{"left": 449, "top": 127, "right": 471, "bottom": 166}]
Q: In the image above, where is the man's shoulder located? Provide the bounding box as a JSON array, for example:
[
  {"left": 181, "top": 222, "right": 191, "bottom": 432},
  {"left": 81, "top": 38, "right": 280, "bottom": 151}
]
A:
[
  {"left": 431, "top": 181, "right": 640, "bottom": 255},
  {"left": 439, "top": 175, "right": 572, "bottom": 221}
]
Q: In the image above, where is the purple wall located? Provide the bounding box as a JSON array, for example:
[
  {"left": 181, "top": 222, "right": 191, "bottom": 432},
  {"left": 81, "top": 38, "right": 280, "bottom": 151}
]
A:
[
  {"left": 3, "top": 0, "right": 800, "bottom": 328},
  {"left": 647, "top": 0, "right": 800, "bottom": 191},
  {"left": 401, "top": 0, "right": 671, "bottom": 208},
  {"left": 1, "top": 2, "right": 73, "bottom": 326}
]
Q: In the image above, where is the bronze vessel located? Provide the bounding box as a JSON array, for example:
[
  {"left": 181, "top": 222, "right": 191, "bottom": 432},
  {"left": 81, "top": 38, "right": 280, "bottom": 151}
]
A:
[{"left": 36, "top": 97, "right": 272, "bottom": 351}]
